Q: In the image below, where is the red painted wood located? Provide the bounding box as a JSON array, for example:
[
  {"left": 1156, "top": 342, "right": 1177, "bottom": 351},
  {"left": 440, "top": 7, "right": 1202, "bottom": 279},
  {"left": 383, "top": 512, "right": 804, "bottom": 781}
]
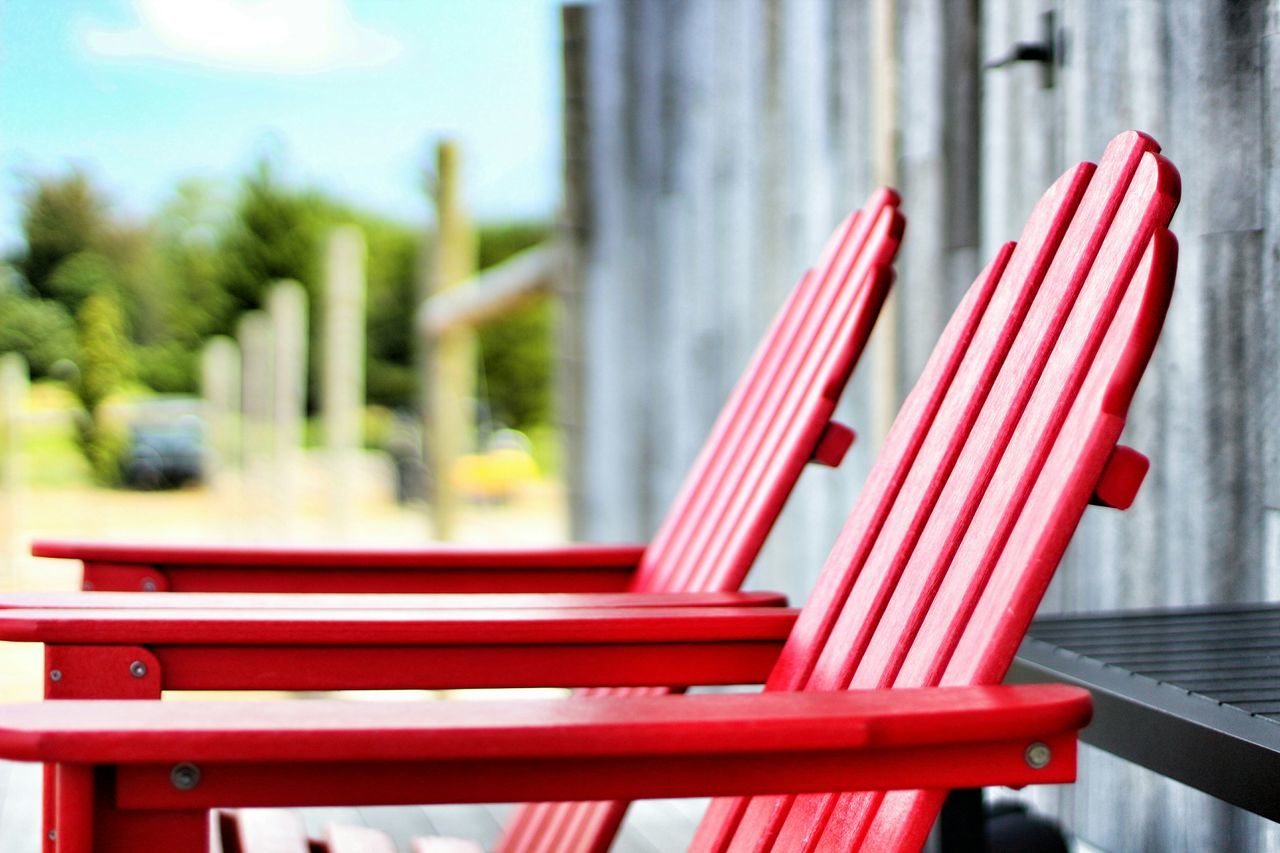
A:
[
  {"left": 218, "top": 189, "right": 898, "bottom": 853},
  {"left": 809, "top": 421, "right": 856, "bottom": 468},
  {"left": 47, "top": 640, "right": 783, "bottom": 693},
  {"left": 0, "top": 589, "right": 788, "bottom": 611},
  {"left": 35, "top": 541, "right": 649, "bottom": 569},
  {"left": 0, "top": 686, "right": 1087, "bottom": 764},
  {"left": 0, "top": 605, "right": 797, "bottom": 645},
  {"left": 688, "top": 131, "right": 1179, "bottom": 852},
  {"left": 10, "top": 134, "right": 1178, "bottom": 852},
  {"left": 37, "top": 189, "right": 903, "bottom": 602},
  {"left": 0, "top": 687, "right": 1085, "bottom": 851},
  {"left": 38, "top": 189, "right": 902, "bottom": 853},
  {"left": 63, "top": 544, "right": 644, "bottom": 594},
  {"left": 1089, "top": 444, "right": 1149, "bottom": 509}
]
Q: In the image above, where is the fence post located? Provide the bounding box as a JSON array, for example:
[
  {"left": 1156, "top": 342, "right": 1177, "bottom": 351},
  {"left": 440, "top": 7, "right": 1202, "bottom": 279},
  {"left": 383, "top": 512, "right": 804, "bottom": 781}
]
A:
[
  {"left": 0, "top": 353, "right": 28, "bottom": 584},
  {"left": 200, "top": 336, "right": 241, "bottom": 527},
  {"left": 323, "top": 226, "right": 367, "bottom": 535},
  {"left": 267, "top": 280, "right": 309, "bottom": 525},
  {"left": 237, "top": 310, "right": 274, "bottom": 533},
  {"left": 424, "top": 140, "right": 478, "bottom": 540}
]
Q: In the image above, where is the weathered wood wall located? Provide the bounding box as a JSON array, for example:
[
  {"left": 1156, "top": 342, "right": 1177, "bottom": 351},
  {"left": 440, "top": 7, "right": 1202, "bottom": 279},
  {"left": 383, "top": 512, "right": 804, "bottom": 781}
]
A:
[{"left": 574, "top": 1, "right": 1279, "bottom": 849}]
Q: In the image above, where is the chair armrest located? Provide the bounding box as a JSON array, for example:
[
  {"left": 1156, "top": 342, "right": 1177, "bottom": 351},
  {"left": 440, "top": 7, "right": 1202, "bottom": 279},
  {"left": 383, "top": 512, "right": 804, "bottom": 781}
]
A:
[
  {"left": 0, "top": 589, "right": 788, "bottom": 611},
  {"left": 32, "top": 539, "right": 647, "bottom": 593},
  {"left": 1, "top": 606, "right": 798, "bottom": 691},
  {"left": 0, "top": 685, "right": 1091, "bottom": 803}
]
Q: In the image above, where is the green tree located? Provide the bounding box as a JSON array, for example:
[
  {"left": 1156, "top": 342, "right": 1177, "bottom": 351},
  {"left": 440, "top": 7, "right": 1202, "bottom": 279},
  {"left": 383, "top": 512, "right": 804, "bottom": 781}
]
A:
[
  {"left": 15, "top": 171, "right": 107, "bottom": 297},
  {"left": 45, "top": 251, "right": 120, "bottom": 314},
  {"left": 0, "top": 293, "right": 78, "bottom": 377},
  {"left": 151, "top": 180, "right": 235, "bottom": 346},
  {"left": 74, "top": 293, "right": 134, "bottom": 484},
  {"left": 474, "top": 222, "right": 553, "bottom": 431},
  {"left": 218, "top": 161, "right": 321, "bottom": 317}
]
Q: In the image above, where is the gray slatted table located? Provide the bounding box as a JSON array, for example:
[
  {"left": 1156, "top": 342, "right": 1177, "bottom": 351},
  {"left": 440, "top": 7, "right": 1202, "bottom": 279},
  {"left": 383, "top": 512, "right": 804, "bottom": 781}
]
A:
[{"left": 1008, "top": 603, "right": 1280, "bottom": 822}]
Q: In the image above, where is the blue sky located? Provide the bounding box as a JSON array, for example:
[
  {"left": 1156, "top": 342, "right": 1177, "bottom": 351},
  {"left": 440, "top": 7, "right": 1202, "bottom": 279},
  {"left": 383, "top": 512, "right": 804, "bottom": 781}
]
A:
[{"left": 0, "top": 0, "right": 563, "bottom": 253}]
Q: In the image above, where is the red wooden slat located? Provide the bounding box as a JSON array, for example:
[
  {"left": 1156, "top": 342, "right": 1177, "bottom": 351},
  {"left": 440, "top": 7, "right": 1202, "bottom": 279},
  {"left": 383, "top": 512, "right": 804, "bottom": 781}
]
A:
[
  {"left": 638, "top": 189, "right": 902, "bottom": 594},
  {"left": 707, "top": 157, "right": 1094, "bottom": 852},
  {"left": 509, "top": 189, "right": 903, "bottom": 853},
  {"left": 33, "top": 540, "right": 650, "bottom": 568},
  {"left": 0, "top": 605, "right": 797, "bottom": 645},
  {"left": 856, "top": 222, "right": 1178, "bottom": 853},
  {"left": 0, "top": 687, "right": 1089, "bottom": 764},
  {"left": 681, "top": 131, "right": 1177, "bottom": 852},
  {"left": 765, "top": 131, "right": 1166, "bottom": 853},
  {"left": 678, "top": 210, "right": 899, "bottom": 592},
  {"left": 0, "top": 589, "right": 789, "bottom": 610},
  {"left": 806, "top": 142, "right": 1179, "bottom": 853}
]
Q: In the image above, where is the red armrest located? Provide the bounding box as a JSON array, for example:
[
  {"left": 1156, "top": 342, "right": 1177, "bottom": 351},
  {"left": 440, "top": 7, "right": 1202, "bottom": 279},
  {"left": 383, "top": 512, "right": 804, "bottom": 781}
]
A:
[
  {"left": 3, "top": 606, "right": 798, "bottom": 692},
  {"left": 0, "top": 589, "right": 788, "bottom": 611},
  {"left": 32, "top": 539, "right": 648, "bottom": 594},
  {"left": 0, "top": 684, "right": 1091, "bottom": 801}
]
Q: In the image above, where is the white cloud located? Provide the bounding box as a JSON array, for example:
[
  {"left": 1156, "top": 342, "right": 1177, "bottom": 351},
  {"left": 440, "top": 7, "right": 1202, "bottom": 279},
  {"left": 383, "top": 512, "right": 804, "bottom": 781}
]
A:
[{"left": 83, "top": 0, "right": 402, "bottom": 74}]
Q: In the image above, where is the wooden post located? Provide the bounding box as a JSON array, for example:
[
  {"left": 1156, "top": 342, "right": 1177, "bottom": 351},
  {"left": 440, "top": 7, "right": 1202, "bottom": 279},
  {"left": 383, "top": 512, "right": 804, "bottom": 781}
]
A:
[
  {"left": 237, "top": 311, "right": 274, "bottom": 532},
  {"left": 268, "top": 280, "right": 309, "bottom": 524},
  {"left": 559, "top": 2, "right": 590, "bottom": 537},
  {"left": 323, "top": 226, "right": 367, "bottom": 534},
  {"left": 870, "top": 0, "right": 901, "bottom": 449},
  {"left": 0, "top": 353, "right": 28, "bottom": 584},
  {"left": 200, "top": 335, "right": 241, "bottom": 526},
  {"left": 424, "top": 140, "right": 478, "bottom": 540}
]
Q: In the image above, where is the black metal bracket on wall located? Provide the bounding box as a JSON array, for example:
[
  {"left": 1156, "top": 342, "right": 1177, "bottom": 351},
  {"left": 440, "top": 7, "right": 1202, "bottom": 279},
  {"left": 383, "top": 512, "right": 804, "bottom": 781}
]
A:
[{"left": 984, "top": 10, "right": 1064, "bottom": 89}]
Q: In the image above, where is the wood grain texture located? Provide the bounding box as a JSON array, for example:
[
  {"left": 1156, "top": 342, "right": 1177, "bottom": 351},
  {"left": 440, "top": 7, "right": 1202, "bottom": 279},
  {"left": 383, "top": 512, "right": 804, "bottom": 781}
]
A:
[{"left": 577, "top": 1, "right": 1275, "bottom": 848}]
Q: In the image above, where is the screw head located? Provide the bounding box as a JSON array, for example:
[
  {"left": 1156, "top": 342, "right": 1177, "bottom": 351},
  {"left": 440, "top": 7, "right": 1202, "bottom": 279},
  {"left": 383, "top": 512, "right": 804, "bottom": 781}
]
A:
[
  {"left": 47, "top": 830, "right": 56, "bottom": 841},
  {"left": 129, "top": 660, "right": 148, "bottom": 679},
  {"left": 170, "top": 762, "right": 201, "bottom": 791},
  {"left": 1025, "top": 742, "right": 1052, "bottom": 769},
  {"left": 48, "top": 669, "right": 62, "bottom": 682},
  {"left": 141, "top": 578, "right": 158, "bottom": 591}
]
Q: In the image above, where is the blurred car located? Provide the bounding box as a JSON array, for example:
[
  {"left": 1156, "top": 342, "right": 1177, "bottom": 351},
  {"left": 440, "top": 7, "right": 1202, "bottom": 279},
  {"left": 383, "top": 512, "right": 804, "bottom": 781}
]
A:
[{"left": 120, "top": 401, "right": 205, "bottom": 490}]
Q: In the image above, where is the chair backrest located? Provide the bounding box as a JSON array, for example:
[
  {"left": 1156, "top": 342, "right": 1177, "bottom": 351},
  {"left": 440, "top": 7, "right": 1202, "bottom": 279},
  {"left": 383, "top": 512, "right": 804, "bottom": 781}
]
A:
[
  {"left": 494, "top": 191, "right": 902, "bottom": 853},
  {"left": 693, "top": 130, "right": 1180, "bottom": 851},
  {"left": 630, "top": 189, "right": 905, "bottom": 594}
]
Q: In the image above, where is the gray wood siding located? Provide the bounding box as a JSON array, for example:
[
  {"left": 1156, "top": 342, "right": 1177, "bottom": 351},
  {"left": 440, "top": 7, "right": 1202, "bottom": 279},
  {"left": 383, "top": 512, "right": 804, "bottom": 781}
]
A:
[{"left": 574, "top": 1, "right": 1279, "bottom": 848}]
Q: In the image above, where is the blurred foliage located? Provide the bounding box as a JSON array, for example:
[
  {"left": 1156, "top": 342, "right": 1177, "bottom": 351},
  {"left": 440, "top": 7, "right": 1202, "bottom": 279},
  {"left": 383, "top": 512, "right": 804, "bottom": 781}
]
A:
[
  {"left": 475, "top": 222, "right": 553, "bottom": 431},
  {"left": 0, "top": 293, "right": 78, "bottom": 375},
  {"left": 74, "top": 293, "right": 134, "bottom": 484},
  {"left": 46, "top": 251, "right": 120, "bottom": 313},
  {"left": 3, "top": 162, "right": 559, "bottom": 477},
  {"left": 15, "top": 170, "right": 107, "bottom": 296},
  {"left": 217, "top": 161, "right": 323, "bottom": 317}
]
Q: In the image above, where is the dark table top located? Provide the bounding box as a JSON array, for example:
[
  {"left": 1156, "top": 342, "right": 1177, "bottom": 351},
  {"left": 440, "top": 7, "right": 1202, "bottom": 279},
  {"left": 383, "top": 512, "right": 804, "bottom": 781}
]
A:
[{"left": 1009, "top": 602, "right": 1280, "bottom": 821}]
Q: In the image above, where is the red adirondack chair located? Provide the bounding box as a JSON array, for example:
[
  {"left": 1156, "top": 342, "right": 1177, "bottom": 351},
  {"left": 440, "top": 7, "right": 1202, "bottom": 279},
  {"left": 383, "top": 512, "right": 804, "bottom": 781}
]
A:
[
  {"left": 30, "top": 189, "right": 903, "bottom": 599},
  {"left": 6, "top": 188, "right": 901, "bottom": 853},
  {"left": 0, "top": 131, "right": 1178, "bottom": 852}
]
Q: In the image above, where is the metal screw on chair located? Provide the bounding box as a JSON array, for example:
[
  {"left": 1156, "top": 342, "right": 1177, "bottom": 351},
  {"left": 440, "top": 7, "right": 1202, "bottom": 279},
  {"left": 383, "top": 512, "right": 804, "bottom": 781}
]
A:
[
  {"left": 48, "top": 670, "right": 62, "bottom": 682},
  {"left": 47, "top": 830, "right": 56, "bottom": 841},
  {"left": 1024, "top": 742, "right": 1052, "bottom": 769},
  {"left": 141, "top": 578, "right": 157, "bottom": 591},
  {"left": 170, "top": 762, "right": 201, "bottom": 791},
  {"left": 129, "top": 660, "right": 148, "bottom": 678}
]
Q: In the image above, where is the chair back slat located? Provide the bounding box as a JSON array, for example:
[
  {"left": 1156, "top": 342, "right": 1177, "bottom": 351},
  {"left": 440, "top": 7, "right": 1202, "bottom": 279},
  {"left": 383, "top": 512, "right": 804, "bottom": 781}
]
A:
[
  {"left": 497, "top": 190, "right": 904, "bottom": 853},
  {"left": 633, "top": 190, "right": 903, "bottom": 594},
  {"left": 688, "top": 131, "right": 1179, "bottom": 853},
  {"left": 856, "top": 224, "right": 1178, "bottom": 853}
]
